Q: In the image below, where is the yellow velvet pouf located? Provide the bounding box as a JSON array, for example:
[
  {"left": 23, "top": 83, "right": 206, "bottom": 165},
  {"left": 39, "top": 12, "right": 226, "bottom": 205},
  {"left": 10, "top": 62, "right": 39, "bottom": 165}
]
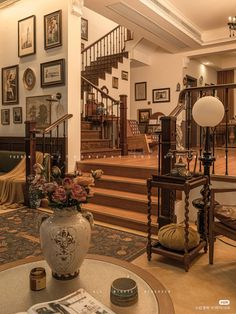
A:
[{"left": 158, "top": 223, "right": 200, "bottom": 251}]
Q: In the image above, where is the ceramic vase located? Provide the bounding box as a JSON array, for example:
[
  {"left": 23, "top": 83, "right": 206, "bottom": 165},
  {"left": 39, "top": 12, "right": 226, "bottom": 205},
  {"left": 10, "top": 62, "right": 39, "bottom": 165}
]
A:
[{"left": 40, "top": 207, "right": 92, "bottom": 280}]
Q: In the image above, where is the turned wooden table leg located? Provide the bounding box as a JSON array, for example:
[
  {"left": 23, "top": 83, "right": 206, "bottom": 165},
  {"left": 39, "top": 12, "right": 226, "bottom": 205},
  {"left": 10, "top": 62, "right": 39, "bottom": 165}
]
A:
[{"left": 147, "top": 179, "right": 152, "bottom": 261}]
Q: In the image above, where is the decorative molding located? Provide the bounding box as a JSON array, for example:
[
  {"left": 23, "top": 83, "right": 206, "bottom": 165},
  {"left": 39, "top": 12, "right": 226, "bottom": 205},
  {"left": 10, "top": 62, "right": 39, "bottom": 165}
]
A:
[
  {"left": 71, "top": 0, "right": 84, "bottom": 17},
  {"left": 0, "top": 0, "right": 19, "bottom": 9}
]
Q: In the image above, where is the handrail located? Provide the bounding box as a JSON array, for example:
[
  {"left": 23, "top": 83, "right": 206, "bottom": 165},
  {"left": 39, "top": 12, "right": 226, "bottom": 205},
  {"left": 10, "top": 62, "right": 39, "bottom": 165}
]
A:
[
  {"left": 82, "top": 25, "right": 120, "bottom": 53},
  {"left": 38, "top": 114, "right": 73, "bottom": 134},
  {"left": 81, "top": 76, "right": 119, "bottom": 104}
]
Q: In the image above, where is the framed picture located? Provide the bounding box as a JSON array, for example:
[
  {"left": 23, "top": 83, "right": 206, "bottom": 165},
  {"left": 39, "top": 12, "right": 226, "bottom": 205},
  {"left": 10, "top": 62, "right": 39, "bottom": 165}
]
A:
[
  {"left": 1, "top": 109, "right": 10, "bottom": 125},
  {"left": 18, "top": 15, "right": 36, "bottom": 57},
  {"left": 138, "top": 108, "right": 152, "bottom": 124},
  {"left": 1, "top": 65, "right": 19, "bottom": 105},
  {"left": 44, "top": 10, "right": 62, "bottom": 50},
  {"left": 26, "top": 95, "right": 51, "bottom": 129},
  {"left": 81, "top": 18, "right": 88, "bottom": 41},
  {"left": 40, "top": 59, "right": 65, "bottom": 88},
  {"left": 13, "top": 107, "right": 22, "bottom": 124},
  {"left": 135, "top": 82, "right": 147, "bottom": 101},
  {"left": 112, "top": 77, "right": 119, "bottom": 89},
  {"left": 23, "top": 68, "right": 36, "bottom": 90},
  {"left": 121, "top": 71, "right": 128, "bottom": 81},
  {"left": 152, "top": 88, "right": 170, "bottom": 103}
]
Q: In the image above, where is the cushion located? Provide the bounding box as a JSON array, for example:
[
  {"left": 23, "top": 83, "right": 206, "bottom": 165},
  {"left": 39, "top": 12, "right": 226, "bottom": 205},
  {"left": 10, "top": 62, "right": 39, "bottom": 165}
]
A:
[
  {"left": 158, "top": 223, "right": 200, "bottom": 251},
  {"left": 215, "top": 205, "right": 236, "bottom": 230}
]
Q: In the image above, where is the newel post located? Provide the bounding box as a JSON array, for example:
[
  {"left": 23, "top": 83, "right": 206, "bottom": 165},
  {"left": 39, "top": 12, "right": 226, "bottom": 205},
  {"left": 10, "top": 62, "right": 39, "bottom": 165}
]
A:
[
  {"left": 119, "top": 94, "right": 128, "bottom": 156},
  {"left": 24, "top": 121, "right": 36, "bottom": 205}
]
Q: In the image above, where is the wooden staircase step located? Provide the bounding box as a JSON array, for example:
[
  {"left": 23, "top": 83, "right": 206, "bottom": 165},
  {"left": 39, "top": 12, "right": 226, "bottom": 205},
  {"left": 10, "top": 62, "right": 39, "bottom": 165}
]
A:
[
  {"left": 96, "top": 174, "right": 157, "bottom": 195},
  {"left": 81, "top": 121, "right": 93, "bottom": 130},
  {"left": 82, "top": 203, "right": 158, "bottom": 233},
  {"left": 81, "top": 148, "right": 121, "bottom": 160},
  {"left": 81, "top": 139, "right": 111, "bottom": 150},
  {"left": 91, "top": 187, "right": 158, "bottom": 213},
  {"left": 81, "top": 130, "right": 101, "bottom": 139},
  {"left": 78, "top": 161, "right": 157, "bottom": 179}
]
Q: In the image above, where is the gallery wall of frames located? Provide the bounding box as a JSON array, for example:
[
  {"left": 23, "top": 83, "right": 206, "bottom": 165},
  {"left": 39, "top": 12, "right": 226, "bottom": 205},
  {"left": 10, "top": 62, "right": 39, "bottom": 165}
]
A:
[{"left": 0, "top": 0, "right": 69, "bottom": 135}]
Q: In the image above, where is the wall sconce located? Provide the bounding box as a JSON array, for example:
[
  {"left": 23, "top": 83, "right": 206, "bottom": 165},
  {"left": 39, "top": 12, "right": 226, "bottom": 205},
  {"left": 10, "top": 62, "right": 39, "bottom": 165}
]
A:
[
  {"left": 176, "top": 83, "right": 181, "bottom": 92},
  {"left": 228, "top": 16, "right": 236, "bottom": 37}
]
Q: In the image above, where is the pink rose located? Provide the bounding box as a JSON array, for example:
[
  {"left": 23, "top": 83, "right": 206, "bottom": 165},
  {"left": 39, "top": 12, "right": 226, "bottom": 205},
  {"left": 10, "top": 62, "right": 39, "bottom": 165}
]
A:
[
  {"left": 52, "top": 186, "right": 67, "bottom": 203},
  {"left": 63, "top": 177, "right": 73, "bottom": 190},
  {"left": 71, "top": 184, "right": 87, "bottom": 202},
  {"left": 44, "top": 182, "right": 58, "bottom": 193}
]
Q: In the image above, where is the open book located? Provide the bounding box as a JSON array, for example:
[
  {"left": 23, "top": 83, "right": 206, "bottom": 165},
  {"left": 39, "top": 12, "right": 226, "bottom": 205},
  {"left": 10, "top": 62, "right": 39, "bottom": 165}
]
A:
[{"left": 16, "top": 288, "right": 116, "bottom": 314}]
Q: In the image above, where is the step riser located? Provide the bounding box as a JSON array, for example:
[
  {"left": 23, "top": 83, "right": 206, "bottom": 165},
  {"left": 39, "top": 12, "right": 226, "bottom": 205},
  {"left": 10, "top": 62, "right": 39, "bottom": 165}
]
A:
[
  {"left": 81, "top": 150, "right": 121, "bottom": 160},
  {"left": 79, "top": 163, "right": 157, "bottom": 179},
  {"left": 81, "top": 131, "right": 100, "bottom": 139},
  {"left": 96, "top": 179, "right": 157, "bottom": 196},
  {"left": 91, "top": 211, "right": 158, "bottom": 234},
  {"left": 82, "top": 142, "right": 111, "bottom": 150},
  {"left": 91, "top": 194, "right": 157, "bottom": 213},
  {"left": 81, "top": 122, "right": 93, "bottom": 130}
]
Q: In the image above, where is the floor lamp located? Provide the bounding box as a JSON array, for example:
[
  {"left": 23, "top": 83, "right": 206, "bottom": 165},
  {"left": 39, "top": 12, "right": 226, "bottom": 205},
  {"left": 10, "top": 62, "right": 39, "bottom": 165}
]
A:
[{"left": 192, "top": 96, "right": 225, "bottom": 236}]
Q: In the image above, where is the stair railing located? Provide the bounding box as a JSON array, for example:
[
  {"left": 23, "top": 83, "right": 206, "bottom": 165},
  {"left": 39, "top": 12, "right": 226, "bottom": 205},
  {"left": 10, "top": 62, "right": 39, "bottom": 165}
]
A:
[
  {"left": 168, "top": 83, "right": 236, "bottom": 176},
  {"left": 25, "top": 114, "right": 73, "bottom": 178},
  {"left": 81, "top": 25, "right": 128, "bottom": 72},
  {"left": 81, "top": 76, "right": 120, "bottom": 150}
]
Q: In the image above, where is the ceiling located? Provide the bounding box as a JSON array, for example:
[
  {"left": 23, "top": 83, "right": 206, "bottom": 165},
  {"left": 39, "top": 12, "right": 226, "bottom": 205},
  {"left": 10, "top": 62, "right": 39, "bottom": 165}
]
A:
[
  {"left": 0, "top": 0, "right": 19, "bottom": 9},
  {"left": 84, "top": 0, "right": 236, "bottom": 68}
]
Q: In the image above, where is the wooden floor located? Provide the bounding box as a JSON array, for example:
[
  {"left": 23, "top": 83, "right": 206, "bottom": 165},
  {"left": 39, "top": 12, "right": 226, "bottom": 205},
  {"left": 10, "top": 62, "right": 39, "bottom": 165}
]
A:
[{"left": 83, "top": 148, "right": 236, "bottom": 177}]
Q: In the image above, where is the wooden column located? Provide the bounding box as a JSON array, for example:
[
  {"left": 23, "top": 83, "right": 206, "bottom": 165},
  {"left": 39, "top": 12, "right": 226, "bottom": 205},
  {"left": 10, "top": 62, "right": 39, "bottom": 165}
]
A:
[
  {"left": 159, "top": 116, "right": 177, "bottom": 227},
  {"left": 25, "top": 120, "right": 36, "bottom": 205},
  {"left": 119, "top": 94, "right": 128, "bottom": 156}
]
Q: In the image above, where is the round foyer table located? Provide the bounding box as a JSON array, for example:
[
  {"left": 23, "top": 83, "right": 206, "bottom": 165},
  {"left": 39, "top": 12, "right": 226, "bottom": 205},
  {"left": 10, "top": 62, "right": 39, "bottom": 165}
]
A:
[{"left": 0, "top": 254, "right": 174, "bottom": 314}]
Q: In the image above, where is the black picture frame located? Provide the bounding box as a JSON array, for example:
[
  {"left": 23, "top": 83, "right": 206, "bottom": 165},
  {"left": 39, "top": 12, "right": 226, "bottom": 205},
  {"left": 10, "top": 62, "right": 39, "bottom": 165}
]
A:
[
  {"left": 135, "top": 82, "right": 147, "bottom": 101},
  {"left": 112, "top": 77, "right": 119, "bottom": 89},
  {"left": 81, "top": 18, "right": 88, "bottom": 41},
  {"left": 121, "top": 71, "right": 128, "bottom": 81},
  {"left": 1, "top": 65, "right": 19, "bottom": 105},
  {"left": 138, "top": 108, "right": 152, "bottom": 124},
  {"left": 44, "top": 10, "right": 62, "bottom": 50},
  {"left": 13, "top": 107, "right": 22, "bottom": 124},
  {"left": 40, "top": 59, "right": 65, "bottom": 88},
  {"left": 152, "top": 88, "right": 170, "bottom": 103},
  {"left": 18, "top": 15, "right": 36, "bottom": 57},
  {"left": 1, "top": 109, "right": 10, "bottom": 125}
]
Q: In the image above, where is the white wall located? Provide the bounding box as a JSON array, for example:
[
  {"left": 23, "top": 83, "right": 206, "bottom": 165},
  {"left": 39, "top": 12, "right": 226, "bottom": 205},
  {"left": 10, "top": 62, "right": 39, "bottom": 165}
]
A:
[
  {"left": 130, "top": 51, "right": 183, "bottom": 121},
  {"left": 0, "top": 0, "right": 68, "bottom": 137},
  {"left": 184, "top": 60, "right": 217, "bottom": 86},
  {"left": 82, "top": 7, "right": 117, "bottom": 48}
]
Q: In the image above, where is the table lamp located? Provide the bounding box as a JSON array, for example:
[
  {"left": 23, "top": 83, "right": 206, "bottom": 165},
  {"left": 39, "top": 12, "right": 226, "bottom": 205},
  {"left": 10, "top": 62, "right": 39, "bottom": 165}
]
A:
[{"left": 192, "top": 96, "right": 224, "bottom": 235}]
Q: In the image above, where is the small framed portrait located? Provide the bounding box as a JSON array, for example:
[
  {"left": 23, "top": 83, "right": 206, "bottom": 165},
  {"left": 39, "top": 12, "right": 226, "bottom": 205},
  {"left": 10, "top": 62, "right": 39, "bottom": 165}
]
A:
[
  {"left": 23, "top": 68, "right": 36, "bottom": 90},
  {"left": 138, "top": 108, "right": 152, "bottom": 124},
  {"left": 81, "top": 18, "right": 88, "bottom": 41},
  {"left": 152, "top": 88, "right": 170, "bottom": 103},
  {"left": 121, "top": 71, "right": 128, "bottom": 81},
  {"left": 18, "top": 15, "right": 36, "bottom": 57},
  {"left": 1, "top": 109, "right": 10, "bottom": 125},
  {"left": 112, "top": 77, "right": 119, "bottom": 89},
  {"left": 40, "top": 59, "right": 65, "bottom": 88},
  {"left": 1, "top": 65, "right": 19, "bottom": 105},
  {"left": 44, "top": 10, "right": 62, "bottom": 50},
  {"left": 13, "top": 107, "right": 22, "bottom": 124},
  {"left": 135, "top": 82, "right": 147, "bottom": 101},
  {"left": 26, "top": 95, "right": 51, "bottom": 129}
]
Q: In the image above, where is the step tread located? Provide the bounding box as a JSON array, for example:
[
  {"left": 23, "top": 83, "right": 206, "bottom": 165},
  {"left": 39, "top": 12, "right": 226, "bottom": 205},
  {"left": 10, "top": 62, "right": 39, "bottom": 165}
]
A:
[
  {"left": 81, "top": 148, "right": 121, "bottom": 153},
  {"left": 79, "top": 160, "right": 156, "bottom": 170},
  {"left": 81, "top": 139, "right": 111, "bottom": 142},
  {"left": 93, "top": 187, "right": 158, "bottom": 203},
  {"left": 100, "top": 174, "right": 146, "bottom": 185},
  {"left": 82, "top": 203, "right": 157, "bottom": 223}
]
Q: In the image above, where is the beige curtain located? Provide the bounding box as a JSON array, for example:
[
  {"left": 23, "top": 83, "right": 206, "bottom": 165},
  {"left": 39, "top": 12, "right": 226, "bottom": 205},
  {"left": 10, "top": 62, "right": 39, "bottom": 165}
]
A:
[{"left": 0, "top": 152, "right": 43, "bottom": 207}]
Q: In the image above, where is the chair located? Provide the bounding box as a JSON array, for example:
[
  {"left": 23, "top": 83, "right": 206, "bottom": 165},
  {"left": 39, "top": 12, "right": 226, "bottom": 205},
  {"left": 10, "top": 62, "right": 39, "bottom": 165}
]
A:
[
  {"left": 127, "top": 120, "right": 150, "bottom": 154},
  {"left": 209, "top": 188, "right": 236, "bottom": 264}
]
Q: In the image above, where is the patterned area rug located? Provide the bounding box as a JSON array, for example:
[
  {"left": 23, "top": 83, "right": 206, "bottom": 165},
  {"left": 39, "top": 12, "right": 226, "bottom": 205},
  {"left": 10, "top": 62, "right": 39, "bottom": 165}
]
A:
[{"left": 0, "top": 208, "right": 147, "bottom": 267}]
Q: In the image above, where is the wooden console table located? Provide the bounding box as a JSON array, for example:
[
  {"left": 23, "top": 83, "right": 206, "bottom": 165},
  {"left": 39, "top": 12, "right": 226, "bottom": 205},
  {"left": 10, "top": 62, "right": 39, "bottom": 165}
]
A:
[{"left": 147, "top": 174, "right": 208, "bottom": 271}]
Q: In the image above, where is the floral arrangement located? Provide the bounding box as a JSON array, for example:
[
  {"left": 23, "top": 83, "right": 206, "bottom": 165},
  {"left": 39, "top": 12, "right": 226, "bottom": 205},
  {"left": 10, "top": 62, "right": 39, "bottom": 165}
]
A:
[{"left": 28, "top": 163, "right": 103, "bottom": 210}]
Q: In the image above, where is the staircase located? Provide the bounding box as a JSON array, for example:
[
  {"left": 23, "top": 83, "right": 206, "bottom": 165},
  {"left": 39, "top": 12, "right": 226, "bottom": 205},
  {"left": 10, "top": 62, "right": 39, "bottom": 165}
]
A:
[
  {"left": 79, "top": 160, "right": 159, "bottom": 233},
  {"left": 81, "top": 25, "right": 130, "bottom": 160},
  {"left": 81, "top": 120, "right": 121, "bottom": 160}
]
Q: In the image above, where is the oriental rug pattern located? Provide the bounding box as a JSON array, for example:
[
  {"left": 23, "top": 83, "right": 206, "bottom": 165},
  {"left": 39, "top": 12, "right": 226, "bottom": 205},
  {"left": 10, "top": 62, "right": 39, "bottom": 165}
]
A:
[{"left": 0, "top": 208, "right": 147, "bottom": 267}]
